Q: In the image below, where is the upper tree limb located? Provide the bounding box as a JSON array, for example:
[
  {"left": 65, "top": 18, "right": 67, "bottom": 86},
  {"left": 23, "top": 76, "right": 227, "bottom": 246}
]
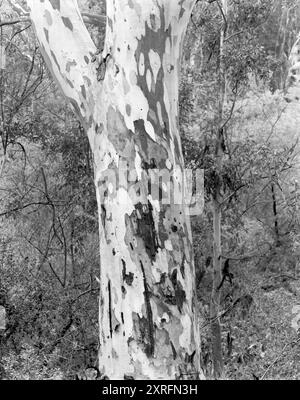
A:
[{"left": 25, "top": 0, "right": 102, "bottom": 127}]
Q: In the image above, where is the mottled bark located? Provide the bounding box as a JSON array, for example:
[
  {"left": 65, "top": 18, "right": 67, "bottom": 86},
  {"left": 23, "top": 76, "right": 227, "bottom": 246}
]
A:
[{"left": 26, "top": 0, "right": 203, "bottom": 379}]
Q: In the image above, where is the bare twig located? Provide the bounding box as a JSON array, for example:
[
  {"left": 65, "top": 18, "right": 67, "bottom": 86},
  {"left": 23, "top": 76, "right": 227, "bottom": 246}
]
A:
[
  {"left": 0, "top": 201, "right": 51, "bottom": 217},
  {"left": 219, "top": 252, "right": 263, "bottom": 261},
  {"left": 260, "top": 337, "right": 300, "bottom": 380},
  {"left": 0, "top": 19, "right": 30, "bottom": 28}
]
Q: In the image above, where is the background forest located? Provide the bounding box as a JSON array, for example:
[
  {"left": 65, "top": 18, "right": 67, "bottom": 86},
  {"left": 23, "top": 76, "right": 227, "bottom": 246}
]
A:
[{"left": 0, "top": 0, "right": 300, "bottom": 380}]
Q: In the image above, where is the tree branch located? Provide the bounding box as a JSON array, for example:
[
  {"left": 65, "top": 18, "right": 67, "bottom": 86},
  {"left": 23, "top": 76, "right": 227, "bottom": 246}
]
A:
[
  {"left": 0, "top": 19, "right": 30, "bottom": 28},
  {"left": 4, "top": 1, "right": 106, "bottom": 28},
  {"left": 81, "top": 12, "right": 106, "bottom": 27},
  {"left": 0, "top": 201, "right": 52, "bottom": 217},
  {"left": 25, "top": 0, "right": 101, "bottom": 129}
]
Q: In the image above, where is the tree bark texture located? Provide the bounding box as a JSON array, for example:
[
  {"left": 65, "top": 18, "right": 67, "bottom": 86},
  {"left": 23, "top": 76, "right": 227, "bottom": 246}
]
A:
[{"left": 26, "top": 0, "right": 203, "bottom": 380}]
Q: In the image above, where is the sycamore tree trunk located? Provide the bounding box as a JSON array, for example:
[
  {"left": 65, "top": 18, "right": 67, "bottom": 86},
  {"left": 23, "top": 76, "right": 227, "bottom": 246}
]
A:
[{"left": 26, "top": 0, "right": 203, "bottom": 380}]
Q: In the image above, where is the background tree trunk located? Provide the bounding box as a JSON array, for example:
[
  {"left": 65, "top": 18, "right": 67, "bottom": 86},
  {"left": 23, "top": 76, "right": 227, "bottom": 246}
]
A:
[
  {"left": 271, "top": 183, "right": 280, "bottom": 245},
  {"left": 26, "top": 0, "right": 203, "bottom": 380},
  {"left": 210, "top": 0, "right": 227, "bottom": 379}
]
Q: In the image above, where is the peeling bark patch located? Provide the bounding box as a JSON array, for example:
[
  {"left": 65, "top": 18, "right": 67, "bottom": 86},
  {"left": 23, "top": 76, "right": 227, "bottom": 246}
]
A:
[
  {"left": 66, "top": 78, "right": 74, "bottom": 88},
  {"left": 157, "top": 267, "right": 187, "bottom": 313},
  {"left": 95, "top": 123, "right": 104, "bottom": 134},
  {"left": 112, "top": 348, "right": 118, "bottom": 359},
  {"left": 107, "top": 106, "right": 131, "bottom": 152},
  {"left": 44, "top": 10, "right": 52, "bottom": 26},
  {"left": 170, "top": 268, "right": 178, "bottom": 287},
  {"left": 180, "top": 254, "right": 186, "bottom": 278},
  {"left": 112, "top": 310, "right": 121, "bottom": 333},
  {"left": 126, "top": 104, "right": 131, "bottom": 116},
  {"left": 122, "top": 72, "right": 130, "bottom": 94},
  {"left": 139, "top": 261, "right": 155, "bottom": 357},
  {"left": 134, "top": 119, "right": 168, "bottom": 168},
  {"left": 43, "top": 28, "right": 49, "bottom": 43},
  {"left": 179, "top": 0, "right": 186, "bottom": 19},
  {"left": 142, "top": 158, "right": 157, "bottom": 170},
  {"left": 150, "top": 13, "right": 160, "bottom": 30},
  {"left": 101, "top": 205, "right": 107, "bottom": 230},
  {"left": 83, "top": 75, "right": 92, "bottom": 87},
  {"left": 139, "top": 288, "right": 154, "bottom": 356},
  {"left": 81, "top": 85, "right": 87, "bottom": 99},
  {"left": 66, "top": 60, "right": 76, "bottom": 72},
  {"left": 185, "top": 350, "right": 196, "bottom": 364},
  {"left": 158, "top": 207, "right": 169, "bottom": 245},
  {"left": 174, "top": 137, "right": 181, "bottom": 160},
  {"left": 148, "top": 109, "right": 158, "bottom": 125},
  {"left": 88, "top": 115, "right": 93, "bottom": 129},
  {"left": 171, "top": 224, "right": 178, "bottom": 233},
  {"left": 49, "top": 0, "right": 60, "bottom": 11},
  {"left": 135, "top": 202, "right": 159, "bottom": 261},
  {"left": 50, "top": 50, "right": 61, "bottom": 72},
  {"left": 122, "top": 259, "right": 134, "bottom": 286},
  {"left": 170, "top": 269, "right": 186, "bottom": 312},
  {"left": 62, "top": 17, "right": 73, "bottom": 31}
]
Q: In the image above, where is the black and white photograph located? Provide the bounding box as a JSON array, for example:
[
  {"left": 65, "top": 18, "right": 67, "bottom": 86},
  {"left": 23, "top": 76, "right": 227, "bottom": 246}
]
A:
[{"left": 0, "top": 0, "right": 300, "bottom": 384}]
